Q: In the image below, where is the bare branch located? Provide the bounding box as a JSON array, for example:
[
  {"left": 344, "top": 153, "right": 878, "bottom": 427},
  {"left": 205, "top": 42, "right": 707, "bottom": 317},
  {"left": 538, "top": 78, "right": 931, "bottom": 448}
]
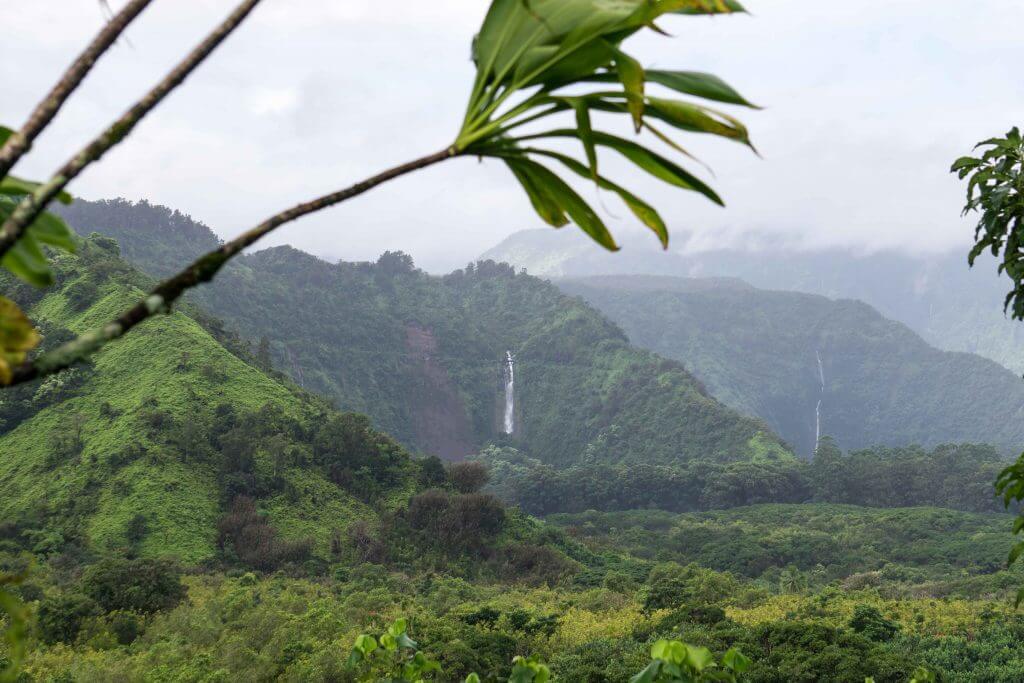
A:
[
  {"left": 0, "top": 0, "right": 263, "bottom": 261},
  {"left": 0, "top": 0, "right": 155, "bottom": 180},
  {"left": 7, "top": 146, "right": 457, "bottom": 386}
]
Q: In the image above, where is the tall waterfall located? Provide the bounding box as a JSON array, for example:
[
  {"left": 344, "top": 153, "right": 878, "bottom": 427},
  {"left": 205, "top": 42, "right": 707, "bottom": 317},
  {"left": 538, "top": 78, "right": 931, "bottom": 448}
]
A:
[
  {"left": 502, "top": 351, "right": 515, "bottom": 434},
  {"left": 814, "top": 349, "right": 825, "bottom": 452}
]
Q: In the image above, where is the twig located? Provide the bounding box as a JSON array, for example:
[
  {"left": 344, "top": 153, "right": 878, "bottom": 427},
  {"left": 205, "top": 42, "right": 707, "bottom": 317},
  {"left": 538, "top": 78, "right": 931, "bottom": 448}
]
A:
[
  {"left": 7, "top": 147, "right": 457, "bottom": 386},
  {"left": 0, "top": 0, "right": 263, "bottom": 260},
  {"left": 0, "top": 0, "right": 154, "bottom": 180}
]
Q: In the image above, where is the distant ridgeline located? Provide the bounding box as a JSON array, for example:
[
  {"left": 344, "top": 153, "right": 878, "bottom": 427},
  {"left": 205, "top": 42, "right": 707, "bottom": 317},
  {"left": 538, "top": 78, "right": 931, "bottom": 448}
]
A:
[
  {"left": 55, "top": 198, "right": 787, "bottom": 468},
  {"left": 558, "top": 275, "right": 1024, "bottom": 457},
  {"left": 482, "top": 228, "right": 1024, "bottom": 375}
]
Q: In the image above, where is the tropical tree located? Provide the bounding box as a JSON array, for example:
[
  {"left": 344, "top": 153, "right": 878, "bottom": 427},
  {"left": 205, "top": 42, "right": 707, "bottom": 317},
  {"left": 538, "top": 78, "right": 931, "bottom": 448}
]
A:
[
  {"left": 952, "top": 127, "right": 1024, "bottom": 598},
  {"left": 0, "top": 0, "right": 757, "bottom": 387}
]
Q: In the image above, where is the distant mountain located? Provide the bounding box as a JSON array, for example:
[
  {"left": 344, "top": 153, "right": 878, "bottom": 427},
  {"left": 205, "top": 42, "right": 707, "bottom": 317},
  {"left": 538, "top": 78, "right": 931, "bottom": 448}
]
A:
[
  {"left": 482, "top": 229, "right": 1024, "bottom": 374},
  {"left": 559, "top": 274, "right": 1024, "bottom": 457},
  {"left": 57, "top": 198, "right": 791, "bottom": 468}
]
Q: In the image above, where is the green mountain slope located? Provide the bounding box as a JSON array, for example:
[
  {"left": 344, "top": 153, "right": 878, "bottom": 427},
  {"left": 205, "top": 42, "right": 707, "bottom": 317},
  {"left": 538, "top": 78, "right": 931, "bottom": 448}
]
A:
[
  {"left": 0, "top": 243, "right": 378, "bottom": 563},
  {"left": 58, "top": 199, "right": 790, "bottom": 468},
  {"left": 557, "top": 275, "right": 1024, "bottom": 457},
  {"left": 482, "top": 228, "right": 1024, "bottom": 374}
]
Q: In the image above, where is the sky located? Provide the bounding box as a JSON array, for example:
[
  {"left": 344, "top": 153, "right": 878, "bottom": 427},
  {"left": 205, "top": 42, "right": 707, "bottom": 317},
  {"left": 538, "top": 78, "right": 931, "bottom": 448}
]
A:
[{"left": 3, "top": 1, "right": 1023, "bottom": 272}]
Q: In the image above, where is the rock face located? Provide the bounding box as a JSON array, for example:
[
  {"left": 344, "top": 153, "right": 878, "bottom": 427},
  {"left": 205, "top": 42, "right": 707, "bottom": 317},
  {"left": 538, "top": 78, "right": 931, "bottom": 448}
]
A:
[{"left": 404, "top": 323, "right": 475, "bottom": 460}]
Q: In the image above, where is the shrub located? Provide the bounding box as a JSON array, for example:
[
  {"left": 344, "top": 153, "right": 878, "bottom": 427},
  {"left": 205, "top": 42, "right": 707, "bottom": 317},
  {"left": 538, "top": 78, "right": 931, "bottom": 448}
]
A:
[
  {"left": 37, "top": 593, "right": 100, "bottom": 645},
  {"left": 497, "top": 544, "right": 575, "bottom": 586},
  {"left": 81, "top": 557, "right": 186, "bottom": 614},
  {"left": 408, "top": 490, "right": 506, "bottom": 554},
  {"left": 848, "top": 604, "right": 900, "bottom": 642},
  {"left": 217, "top": 496, "right": 313, "bottom": 571},
  {"left": 447, "top": 461, "right": 489, "bottom": 494},
  {"left": 418, "top": 455, "right": 447, "bottom": 488}
]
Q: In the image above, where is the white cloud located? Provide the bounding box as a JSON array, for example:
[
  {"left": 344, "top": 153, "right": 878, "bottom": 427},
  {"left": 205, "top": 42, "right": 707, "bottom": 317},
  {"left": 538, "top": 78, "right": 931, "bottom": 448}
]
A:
[{"left": 3, "top": 0, "right": 1023, "bottom": 272}]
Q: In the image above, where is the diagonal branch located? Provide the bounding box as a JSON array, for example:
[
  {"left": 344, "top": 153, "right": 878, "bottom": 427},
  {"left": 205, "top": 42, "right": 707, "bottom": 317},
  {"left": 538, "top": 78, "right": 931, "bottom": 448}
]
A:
[
  {"left": 0, "top": 0, "right": 263, "bottom": 261},
  {"left": 0, "top": 0, "right": 155, "bottom": 181},
  {"left": 6, "top": 146, "right": 457, "bottom": 386}
]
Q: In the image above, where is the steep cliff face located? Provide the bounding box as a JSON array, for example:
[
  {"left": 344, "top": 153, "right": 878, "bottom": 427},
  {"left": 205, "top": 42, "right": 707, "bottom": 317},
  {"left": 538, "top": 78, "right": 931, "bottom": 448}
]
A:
[{"left": 404, "top": 323, "right": 475, "bottom": 460}]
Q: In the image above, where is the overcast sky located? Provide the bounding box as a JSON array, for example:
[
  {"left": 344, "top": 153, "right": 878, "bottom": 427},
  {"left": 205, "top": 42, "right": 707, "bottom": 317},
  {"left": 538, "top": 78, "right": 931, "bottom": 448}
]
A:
[{"left": 4, "top": 1, "right": 1023, "bottom": 272}]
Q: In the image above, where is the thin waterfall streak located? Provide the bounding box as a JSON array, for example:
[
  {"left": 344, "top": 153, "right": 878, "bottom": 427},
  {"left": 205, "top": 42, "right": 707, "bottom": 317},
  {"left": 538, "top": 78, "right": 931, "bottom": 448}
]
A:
[
  {"left": 503, "top": 351, "right": 515, "bottom": 434},
  {"left": 814, "top": 350, "right": 825, "bottom": 453}
]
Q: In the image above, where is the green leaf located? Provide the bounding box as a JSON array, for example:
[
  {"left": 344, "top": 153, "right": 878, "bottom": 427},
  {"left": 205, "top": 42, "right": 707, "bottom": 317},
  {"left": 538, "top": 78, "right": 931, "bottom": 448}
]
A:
[
  {"left": 0, "top": 175, "right": 73, "bottom": 204},
  {"left": 0, "top": 126, "right": 13, "bottom": 147},
  {"left": 568, "top": 98, "right": 599, "bottom": 180},
  {"left": 520, "top": 129, "right": 723, "bottom": 205},
  {"left": 645, "top": 97, "right": 753, "bottom": 148},
  {"left": 529, "top": 149, "right": 668, "bottom": 247},
  {"left": 507, "top": 156, "right": 618, "bottom": 250},
  {"left": 388, "top": 617, "right": 408, "bottom": 636},
  {"left": 1, "top": 233, "right": 53, "bottom": 288},
  {"left": 685, "top": 644, "right": 714, "bottom": 672},
  {"left": 465, "top": 674, "right": 481, "bottom": 683},
  {"left": 0, "top": 296, "right": 40, "bottom": 386},
  {"left": 628, "top": 661, "right": 662, "bottom": 683},
  {"left": 645, "top": 69, "right": 757, "bottom": 107},
  {"left": 671, "top": 0, "right": 746, "bottom": 15},
  {"left": 608, "top": 43, "right": 645, "bottom": 131},
  {"left": 722, "top": 647, "right": 751, "bottom": 673},
  {"left": 505, "top": 157, "right": 569, "bottom": 228},
  {"left": 353, "top": 634, "right": 377, "bottom": 656}
]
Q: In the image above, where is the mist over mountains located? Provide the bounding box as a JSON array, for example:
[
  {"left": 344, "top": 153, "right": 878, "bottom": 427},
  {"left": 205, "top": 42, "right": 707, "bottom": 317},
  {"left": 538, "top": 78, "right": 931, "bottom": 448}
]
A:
[{"left": 483, "top": 228, "right": 1024, "bottom": 375}]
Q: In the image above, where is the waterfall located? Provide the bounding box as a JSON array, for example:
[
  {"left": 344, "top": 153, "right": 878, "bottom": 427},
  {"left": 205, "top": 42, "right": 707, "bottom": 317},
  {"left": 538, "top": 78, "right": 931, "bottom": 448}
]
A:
[
  {"left": 814, "top": 350, "right": 825, "bottom": 453},
  {"left": 502, "top": 351, "right": 515, "bottom": 434}
]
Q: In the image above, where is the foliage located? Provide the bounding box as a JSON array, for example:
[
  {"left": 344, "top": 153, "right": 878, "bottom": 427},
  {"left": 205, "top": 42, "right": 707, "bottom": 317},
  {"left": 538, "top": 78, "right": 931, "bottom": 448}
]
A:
[
  {"left": 953, "top": 127, "right": 1024, "bottom": 319},
  {"left": 483, "top": 442, "right": 1006, "bottom": 516},
  {"left": 80, "top": 557, "right": 186, "bottom": 614},
  {"left": 37, "top": 593, "right": 100, "bottom": 645},
  {"left": 0, "top": 570, "right": 28, "bottom": 682},
  {"left": 630, "top": 638, "right": 749, "bottom": 682},
  {"left": 558, "top": 275, "right": 1024, "bottom": 456},
  {"left": 453, "top": 0, "right": 756, "bottom": 251}
]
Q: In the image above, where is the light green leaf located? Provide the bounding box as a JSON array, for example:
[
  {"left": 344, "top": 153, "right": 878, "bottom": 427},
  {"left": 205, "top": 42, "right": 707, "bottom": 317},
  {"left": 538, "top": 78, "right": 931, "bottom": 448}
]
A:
[
  {"left": 568, "top": 98, "right": 599, "bottom": 180},
  {"left": 608, "top": 43, "right": 645, "bottom": 131},
  {"left": 529, "top": 149, "right": 668, "bottom": 247},
  {"left": 0, "top": 175, "right": 73, "bottom": 204},
  {"left": 505, "top": 157, "right": 569, "bottom": 228},
  {"left": 520, "top": 129, "right": 723, "bottom": 205},
  {"left": 507, "top": 157, "right": 618, "bottom": 250},
  {"left": 645, "top": 69, "right": 757, "bottom": 107}
]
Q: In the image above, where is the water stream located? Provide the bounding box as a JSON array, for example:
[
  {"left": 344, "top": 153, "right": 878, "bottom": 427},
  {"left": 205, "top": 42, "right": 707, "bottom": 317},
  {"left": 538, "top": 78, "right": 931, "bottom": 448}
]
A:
[{"left": 502, "top": 351, "right": 515, "bottom": 434}]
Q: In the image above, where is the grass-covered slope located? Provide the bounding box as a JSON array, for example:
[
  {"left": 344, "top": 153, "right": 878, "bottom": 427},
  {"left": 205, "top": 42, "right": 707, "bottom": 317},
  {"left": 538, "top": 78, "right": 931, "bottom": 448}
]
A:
[
  {"left": 59, "top": 198, "right": 791, "bottom": 467},
  {"left": 559, "top": 275, "right": 1024, "bottom": 457},
  {"left": 0, "top": 245, "right": 372, "bottom": 563}
]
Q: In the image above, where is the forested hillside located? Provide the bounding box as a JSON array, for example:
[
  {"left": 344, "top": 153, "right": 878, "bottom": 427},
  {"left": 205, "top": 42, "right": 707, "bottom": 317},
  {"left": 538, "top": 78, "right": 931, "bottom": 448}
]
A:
[
  {"left": 56, "top": 199, "right": 787, "bottom": 467},
  {"left": 483, "top": 229, "right": 1024, "bottom": 374},
  {"left": 558, "top": 275, "right": 1024, "bottom": 457}
]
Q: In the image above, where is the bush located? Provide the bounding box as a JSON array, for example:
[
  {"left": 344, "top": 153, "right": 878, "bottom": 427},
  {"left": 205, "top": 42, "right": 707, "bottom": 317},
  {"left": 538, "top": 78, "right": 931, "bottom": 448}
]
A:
[
  {"left": 37, "top": 593, "right": 100, "bottom": 644},
  {"left": 447, "top": 461, "right": 489, "bottom": 494},
  {"left": 497, "top": 544, "right": 575, "bottom": 586},
  {"left": 217, "top": 496, "right": 313, "bottom": 571},
  {"left": 81, "top": 557, "right": 186, "bottom": 614},
  {"left": 408, "top": 490, "right": 506, "bottom": 554},
  {"left": 848, "top": 604, "right": 900, "bottom": 642}
]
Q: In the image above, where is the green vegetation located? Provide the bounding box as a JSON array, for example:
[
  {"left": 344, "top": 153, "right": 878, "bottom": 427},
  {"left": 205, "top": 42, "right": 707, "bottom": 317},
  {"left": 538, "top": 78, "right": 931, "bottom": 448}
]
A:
[
  {"left": 60, "top": 200, "right": 786, "bottom": 470},
  {"left": 481, "top": 441, "right": 1007, "bottom": 515},
  {"left": 558, "top": 275, "right": 1024, "bottom": 457}
]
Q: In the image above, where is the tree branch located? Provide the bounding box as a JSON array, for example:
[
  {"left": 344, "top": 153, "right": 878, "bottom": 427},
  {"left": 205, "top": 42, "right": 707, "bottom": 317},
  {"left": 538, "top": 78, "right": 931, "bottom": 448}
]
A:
[
  {"left": 0, "top": 0, "right": 262, "bottom": 261},
  {"left": 7, "top": 146, "right": 457, "bottom": 386},
  {"left": 0, "top": 0, "right": 155, "bottom": 181}
]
